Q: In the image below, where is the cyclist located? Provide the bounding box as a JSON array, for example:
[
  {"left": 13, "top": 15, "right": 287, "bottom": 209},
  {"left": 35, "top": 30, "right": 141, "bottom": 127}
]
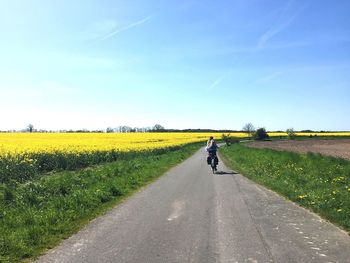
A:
[{"left": 206, "top": 136, "right": 219, "bottom": 169}]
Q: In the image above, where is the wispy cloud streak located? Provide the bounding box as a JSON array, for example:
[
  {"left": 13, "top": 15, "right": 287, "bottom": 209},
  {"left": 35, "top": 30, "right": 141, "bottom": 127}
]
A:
[
  {"left": 208, "top": 75, "right": 225, "bottom": 90},
  {"left": 257, "top": 1, "right": 305, "bottom": 50},
  {"left": 100, "top": 16, "right": 152, "bottom": 41},
  {"left": 255, "top": 71, "right": 283, "bottom": 84},
  {"left": 208, "top": 70, "right": 234, "bottom": 90}
]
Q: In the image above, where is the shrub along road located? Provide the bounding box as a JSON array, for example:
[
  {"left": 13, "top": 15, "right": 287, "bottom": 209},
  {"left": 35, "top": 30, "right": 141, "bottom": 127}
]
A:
[{"left": 36, "top": 147, "right": 350, "bottom": 263}]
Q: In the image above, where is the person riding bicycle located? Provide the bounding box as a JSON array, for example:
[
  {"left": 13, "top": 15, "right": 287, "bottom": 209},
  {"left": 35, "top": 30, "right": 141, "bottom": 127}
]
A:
[
  {"left": 206, "top": 136, "right": 218, "bottom": 152},
  {"left": 206, "top": 136, "right": 219, "bottom": 168}
]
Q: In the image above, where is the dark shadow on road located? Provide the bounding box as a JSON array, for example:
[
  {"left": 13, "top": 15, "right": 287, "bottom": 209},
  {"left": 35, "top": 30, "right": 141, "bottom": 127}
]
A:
[{"left": 214, "top": 171, "right": 238, "bottom": 176}]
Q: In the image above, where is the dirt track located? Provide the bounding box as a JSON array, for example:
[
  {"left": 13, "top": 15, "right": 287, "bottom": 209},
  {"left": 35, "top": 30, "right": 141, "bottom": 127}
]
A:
[{"left": 246, "top": 139, "right": 350, "bottom": 160}]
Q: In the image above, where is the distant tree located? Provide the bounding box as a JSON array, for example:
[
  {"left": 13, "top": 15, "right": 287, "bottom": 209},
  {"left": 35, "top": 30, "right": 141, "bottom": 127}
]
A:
[
  {"left": 242, "top": 123, "right": 255, "bottom": 139},
  {"left": 221, "top": 133, "right": 240, "bottom": 146},
  {"left": 76, "top": 129, "right": 89, "bottom": 133},
  {"left": 301, "top": 129, "right": 314, "bottom": 133},
  {"left": 153, "top": 124, "right": 165, "bottom": 131},
  {"left": 136, "top": 127, "right": 147, "bottom": 133},
  {"left": 286, "top": 128, "right": 297, "bottom": 139},
  {"left": 222, "top": 133, "right": 231, "bottom": 146},
  {"left": 116, "top": 126, "right": 130, "bottom": 133},
  {"left": 27, "top": 124, "right": 34, "bottom": 133},
  {"left": 106, "top": 127, "right": 114, "bottom": 133},
  {"left": 254, "top": 128, "right": 269, "bottom": 140},
  {"left": 123, "top": 126, "right": 132, "bottom": 133}
]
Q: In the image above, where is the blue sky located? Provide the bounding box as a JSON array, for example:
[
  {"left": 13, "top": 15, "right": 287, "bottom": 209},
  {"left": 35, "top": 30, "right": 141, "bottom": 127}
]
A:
[{"left": 0, "top": 0, "right": 349, "bottom": 131}]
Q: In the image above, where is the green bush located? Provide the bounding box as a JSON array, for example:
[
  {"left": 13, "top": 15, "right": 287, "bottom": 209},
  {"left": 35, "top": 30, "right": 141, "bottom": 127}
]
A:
[
  {"left": 254, "top": 128, "right": 269, "bottom": 140},
  {"left": 221, "top": 133, "right": 240, "bottom": 146},
  {"left": 286, "top": 128, "right": 297, "bottom": 139}
]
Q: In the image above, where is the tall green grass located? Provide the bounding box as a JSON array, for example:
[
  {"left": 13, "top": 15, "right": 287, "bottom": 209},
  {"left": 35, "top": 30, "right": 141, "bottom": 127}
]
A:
[
  {"left": 0, "top": 143, "right": 202, "bottom": 263},
  {"left": 0, "top": 147, "right": 184, "bottom": 184},
  {"left": 220, "top": 144, "right": 350, "bottom": 233}
]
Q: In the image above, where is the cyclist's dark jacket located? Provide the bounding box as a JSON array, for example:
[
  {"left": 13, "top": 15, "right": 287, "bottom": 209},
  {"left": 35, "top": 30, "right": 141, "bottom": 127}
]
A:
[{"left": 207, "top": 139, "right": 218, "bottom": 153}]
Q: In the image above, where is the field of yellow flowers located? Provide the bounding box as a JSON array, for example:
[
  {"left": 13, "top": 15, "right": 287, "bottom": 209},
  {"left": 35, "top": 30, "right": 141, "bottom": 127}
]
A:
[
  {"left": 1, "top": 132, "right": 349, "bottom": 183},
  {"left": 0, "top": 132, "right": 225, "bottom": 154},
  {"left": 0, "top": 132, "right": 225, "bottom": 183},
  {"left": 2, "top": 132, "right": 348, "bottom": 155}
]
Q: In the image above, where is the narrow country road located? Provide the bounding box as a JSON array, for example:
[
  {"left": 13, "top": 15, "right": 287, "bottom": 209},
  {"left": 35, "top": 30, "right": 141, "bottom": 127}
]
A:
[{"left": 36, "top": 147, "right": 350, "bottom": 263}]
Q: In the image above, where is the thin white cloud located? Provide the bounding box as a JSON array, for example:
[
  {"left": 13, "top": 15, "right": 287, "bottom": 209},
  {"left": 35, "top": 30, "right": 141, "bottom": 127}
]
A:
[
  {"left": 257, "top": 16, "right": 296, "bottom": 50},
  {"left": 100, "top": 15, "right": 152, "bottom": 41},
  {"left": 255, "top": 71, "right": 283, "bottom": 84},
  {"left": 208, "top": 75, "right": 225, "bottom": 90},
  {"left": 257, "top": 1, "right": 305, "bottom": 50},
  {"left": 84, "top": 20, "right": 118, "bottom": 40},
  {"left": 208, "top": 70, "right": 233, "bottom": 90}
]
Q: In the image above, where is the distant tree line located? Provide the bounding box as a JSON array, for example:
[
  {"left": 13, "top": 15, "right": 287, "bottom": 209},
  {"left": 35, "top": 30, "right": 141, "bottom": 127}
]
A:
[
  {"left": 0, "top": 124, "right": 245, "bottom": 133},
  {"left": 0, "top": 124, "right": 347, "bottom": 134},
  {"left": 240, "top": 123, "right": 343, "bottom": 141},
  {"left": 107, "top": 125, "right": 242, "bottom": 133}
]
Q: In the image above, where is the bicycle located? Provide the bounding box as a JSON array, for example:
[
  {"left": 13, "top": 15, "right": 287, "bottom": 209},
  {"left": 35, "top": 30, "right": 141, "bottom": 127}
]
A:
[{"left": 207, "top": 151, "right": 218, "bottom": 174}]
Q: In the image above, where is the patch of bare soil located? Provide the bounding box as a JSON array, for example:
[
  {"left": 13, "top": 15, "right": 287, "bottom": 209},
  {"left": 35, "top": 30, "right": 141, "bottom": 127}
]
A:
[{"left": 246, "top": 139, "right": 350, "bottom": 160}]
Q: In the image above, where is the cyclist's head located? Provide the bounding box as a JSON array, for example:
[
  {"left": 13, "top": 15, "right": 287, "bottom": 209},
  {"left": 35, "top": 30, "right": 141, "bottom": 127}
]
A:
[{"left": 210, "top": 136, "right": 214, "bottom": 140}]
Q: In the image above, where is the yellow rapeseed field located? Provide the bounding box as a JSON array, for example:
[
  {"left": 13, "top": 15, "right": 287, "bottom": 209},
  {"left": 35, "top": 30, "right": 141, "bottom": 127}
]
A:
[
  {"left": 0, "top": 132, "right": 228, "bottom": 155},
  {"left": 1, "top": 132, "right": 349, "bottom": 156},
  {"left": 1, "top": 132, "right": 349, "bottom": 183},
  {"left": 0, "top": 132, "right": 226, "bottom": 182}
]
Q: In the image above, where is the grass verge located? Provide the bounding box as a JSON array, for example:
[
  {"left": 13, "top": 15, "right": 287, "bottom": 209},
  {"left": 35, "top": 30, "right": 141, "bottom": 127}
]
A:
[
  {"left": 219, "top": 143, "right": 350, "bottom": 233},
  {"left": 0, "top": 142, "right": 202, "bottom": 263}
]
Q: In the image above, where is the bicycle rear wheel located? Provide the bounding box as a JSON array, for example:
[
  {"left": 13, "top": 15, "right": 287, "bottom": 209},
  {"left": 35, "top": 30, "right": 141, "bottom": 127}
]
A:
[{"left": 211, "top": 159, "right": 216, "bottom": 174}]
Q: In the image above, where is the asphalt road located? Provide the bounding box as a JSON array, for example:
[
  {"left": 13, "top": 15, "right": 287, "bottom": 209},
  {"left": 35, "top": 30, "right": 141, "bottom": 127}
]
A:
[{"left": 36, "top": 147, "right": 350, "bottom": 263}]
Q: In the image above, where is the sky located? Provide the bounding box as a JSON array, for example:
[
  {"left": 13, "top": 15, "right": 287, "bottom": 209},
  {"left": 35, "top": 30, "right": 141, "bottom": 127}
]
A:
[{"left": 0, "top": 0, "right": 349, "bottom": 131}]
